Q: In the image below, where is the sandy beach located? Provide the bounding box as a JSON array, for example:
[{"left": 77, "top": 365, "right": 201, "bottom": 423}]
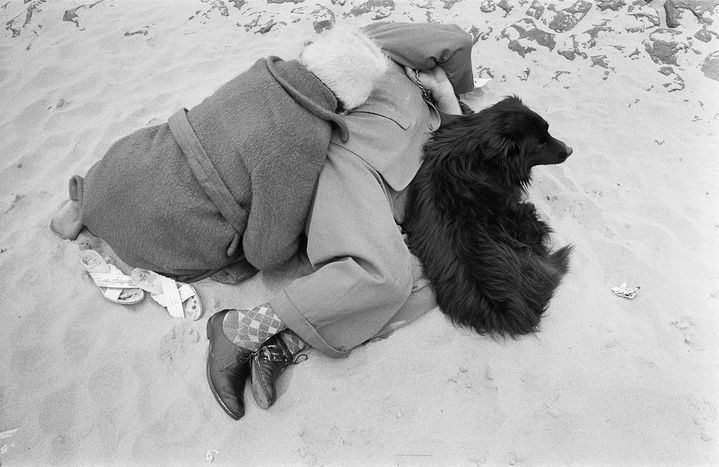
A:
[{"left": 1, "top": 0, "right": 718, "bottom": 465}]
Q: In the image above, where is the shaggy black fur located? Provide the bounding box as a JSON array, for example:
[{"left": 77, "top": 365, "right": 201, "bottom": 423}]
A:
[{"left": 403, "top": 96, "right": 574, "bottom": 337}]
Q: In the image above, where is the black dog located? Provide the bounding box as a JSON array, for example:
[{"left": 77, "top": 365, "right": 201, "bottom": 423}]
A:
[{"left": 403, "top": 96, "right": 573, "bottom": 337}]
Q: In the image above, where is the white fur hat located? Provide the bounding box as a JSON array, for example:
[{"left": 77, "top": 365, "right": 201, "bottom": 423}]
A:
[{"left": 299, "top": 26, "right": 390, "bottom": 110}]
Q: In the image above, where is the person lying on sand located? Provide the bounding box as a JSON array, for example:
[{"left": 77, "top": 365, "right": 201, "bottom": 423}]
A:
[
  {"left": 49, "top": 20, "right": 476, "bottom": 419},
  {"left": 50, "top": 27, "right": 389, "bottom": 284},
  {"left": 205, "top": 22, "right": 476, "bottom": 420}
]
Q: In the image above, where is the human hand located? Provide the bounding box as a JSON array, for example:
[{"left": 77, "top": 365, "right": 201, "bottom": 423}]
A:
[
  {"left": 404, "top": 66, "right": 452, "bottom": 94},
  {"left": 404, "top": 66, "right": 461, "bottom": 115}
]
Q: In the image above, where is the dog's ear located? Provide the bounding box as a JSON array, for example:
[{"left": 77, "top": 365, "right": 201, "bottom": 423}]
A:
[
  {"left": 501, "top": 136, "right": 526, "bottom": 161},
  {"left": 481, "top": 133, "right": 526, "bottom": 162},
  {"left": 482, "top": 131, "right": 534, "bottom": 187}
]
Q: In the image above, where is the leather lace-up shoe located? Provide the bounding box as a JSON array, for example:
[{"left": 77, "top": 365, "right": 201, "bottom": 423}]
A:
[
  {"left": 206, "top": 309, "right": 252, "bottom": 420},
  {"left": 250, "top": 334, "right": 305, "bottom": 409}
]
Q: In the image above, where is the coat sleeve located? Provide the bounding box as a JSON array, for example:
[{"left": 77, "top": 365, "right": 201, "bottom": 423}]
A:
[
  {"left": 269, "top": 143, "right": 415, "bottom": 356},
  {"left": 241, "top": 150, "right": 324, "bottom": 270},
  {"left": 362, "top": 21, "right": 475, "bottom": 94}
]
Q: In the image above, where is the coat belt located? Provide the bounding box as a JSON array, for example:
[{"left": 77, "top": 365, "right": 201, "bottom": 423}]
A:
[{"left": 168, "top": 108, "right": 245, "bottom": 256}]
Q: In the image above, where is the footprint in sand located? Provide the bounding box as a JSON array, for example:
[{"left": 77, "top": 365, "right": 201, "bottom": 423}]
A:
[
  {"left": 10, "top": 345, "right": 52, "bottom": 381},
  {"left": 533, "top": 166, "right": 582, "bottom": 200},
  {"left": 14, "top": 98, "right": 52, "bottom": 131},
  {"left": 633, "top": 202, "right": 704, "bottom": 247},
  {"left": 62, "top": 303, "right": 106, "bottom": 362},
  {"left": 62, "top": 325, "right": 94, "bottom": 362},
  {"left": 38, "top": 384, "right": 79, "bottom": 433},
  {"left": 535, "top": 168, "right": 616, "bottom": 238},
  {"left": 157, "top": 322, "right": 201, "bottom": 374},
  {"left": 88, "top": 362, "right": 125, "bottom": 406},
  {"left": 688, "top": 395, "right": 717, "bottom": 442},
  {"left": 596, "top": 239, "right": 653, "bottom": 279},
  {"left": 550, "top": 192, "right": 615, "bottom": 238},
  {"left": 130, "top": 397, "right": 203, "bottom": 463},
  {"left": 91, "top": 412, "right": 121, "bottom": 458},
  {"left": 671, "top": 317, "right": 699, "bottom": 348},
  {"left": 20, "top": 65, "right": 65, "bottom": 92},
  {"left": 550, "top": 162, "right": 585, "bottom": 189},
  {"left": 130, "top": 351, "right": 156, "bottom": 418},
  {"left": 9, "top": 309, "right": 54, "bottom": 346},
  {"left": 379, "top": 393, "right": 418, "bottom": 420},
  {"left": 9, "top": 310, "right": 58, "bottom": 380},
  {"left": 87, "top": 363, "right": 125, "bottom": 457},
  {"left": 49, "top": 433, "right": 76, "bottom": 465}
]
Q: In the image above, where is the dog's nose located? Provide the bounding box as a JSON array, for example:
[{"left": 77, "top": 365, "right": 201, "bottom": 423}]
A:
[{"left": 564, "top": 145, "right": 573, "bottom": 157}]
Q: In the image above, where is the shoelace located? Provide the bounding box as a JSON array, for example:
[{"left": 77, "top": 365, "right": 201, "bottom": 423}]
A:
[
  {"left": 234, "top": 343, "right": 310, "bottom": 365},
  {"left": 251, "top": 343, "right": 309, "bottom": 365},
  {"left": 255, "top": 343, "right": 291, "bottom": 363}
]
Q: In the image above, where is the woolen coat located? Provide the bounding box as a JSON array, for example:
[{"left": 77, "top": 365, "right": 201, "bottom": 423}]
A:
[{"left": 69, "top": 57, "right": 348, "bottom": 282}]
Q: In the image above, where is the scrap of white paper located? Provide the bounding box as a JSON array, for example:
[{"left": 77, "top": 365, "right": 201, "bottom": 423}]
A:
[
  {"left": 611, "top": 282, "right": 640, "bottom": 299},
  {"left": 475, "top": 78, "right": 491, "bottom": 88},
  {"left": 206, "top": 450, "right": 218, "bottom": 463}
]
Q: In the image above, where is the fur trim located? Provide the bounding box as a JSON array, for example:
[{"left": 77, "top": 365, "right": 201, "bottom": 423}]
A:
[{"left": 300, "top": 26, "right": 390, "bottom": 110}]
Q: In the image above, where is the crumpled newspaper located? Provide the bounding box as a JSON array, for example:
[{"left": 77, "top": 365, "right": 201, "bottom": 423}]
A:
[{"left": 611, "top": 282, "right": 640, "bottom": 299}]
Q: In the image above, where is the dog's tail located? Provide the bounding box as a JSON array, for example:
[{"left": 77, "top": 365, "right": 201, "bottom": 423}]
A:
[
  {"left": 503, "top": 243, "right": 573, "bottom": 336},
  {"left": 548, "top": 244, "right": 573, "bottom": 277},
  {"left": 432, "top": 241, "right": 573, "bottom": 338}
]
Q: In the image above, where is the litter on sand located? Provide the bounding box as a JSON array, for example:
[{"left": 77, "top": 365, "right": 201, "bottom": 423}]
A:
[
  {"left": 206, "top": 450, "right": 218, "bottom": 463},
  {"left": 475, "top": 77, "right": 492, "bottom": 88},
  {"left": 611, "top": 282, "right": 640, "bottom": 299},
  {"left": 0, "top": 428, "right": 18, "bottom": 440},
  {"left": 0, "top": 427, "right": 18, "bottom": 454}
]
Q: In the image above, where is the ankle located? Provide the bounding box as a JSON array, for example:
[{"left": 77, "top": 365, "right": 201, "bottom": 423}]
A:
[
  {"left": 280, "top": 331, "right": 308, "bottom": 355},
  {"left": 221, "top": 304, "right": 286, "bottom": 351}
]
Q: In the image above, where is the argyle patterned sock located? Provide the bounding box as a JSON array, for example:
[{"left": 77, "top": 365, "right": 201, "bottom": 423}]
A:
[
  {"left": 279, "top": 330, "right": 308, "bottom": 355},
  {"left": 222, "top": 303, "right": 286, "bottom": 351}
]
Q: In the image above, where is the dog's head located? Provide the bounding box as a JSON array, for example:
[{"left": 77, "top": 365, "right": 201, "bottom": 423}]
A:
[{"left": 432, "top": 96, "right": 572, "bottom": 189}]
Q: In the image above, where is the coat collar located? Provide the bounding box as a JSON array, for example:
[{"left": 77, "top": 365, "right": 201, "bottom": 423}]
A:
[{"left": 335, "top": 63, "right": 441, "bottom": 192}]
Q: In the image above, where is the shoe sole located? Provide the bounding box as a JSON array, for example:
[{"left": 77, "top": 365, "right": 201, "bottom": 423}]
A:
[{"left": 206, "top": 314, "right": 242, "bottom": 420}]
